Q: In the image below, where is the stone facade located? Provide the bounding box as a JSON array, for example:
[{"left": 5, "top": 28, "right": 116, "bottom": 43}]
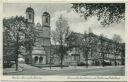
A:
[{"left": 25, "top": 7, "right": 51, "bottom": 65}]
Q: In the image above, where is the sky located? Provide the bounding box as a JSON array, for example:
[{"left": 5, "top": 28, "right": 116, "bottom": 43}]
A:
[
  {"left": 2, "top": 81, "right": 126, "bottom": 82},
  {"left": 3, "top": 3, "right": 125, "bottom": 42}
]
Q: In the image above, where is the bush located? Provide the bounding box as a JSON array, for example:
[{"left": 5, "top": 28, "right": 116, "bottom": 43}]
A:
[
  {"left": 77, "top": 62, "right": 85, "bottom": 66},
  {"left": 104, "top": 61, "right": 111, "bottom": 66},
  {"left": 3, "top": 61, "right": 14, "bottom": 68},
  {"left": 54, "top": 65, "right": 69, "bottom": 67}
]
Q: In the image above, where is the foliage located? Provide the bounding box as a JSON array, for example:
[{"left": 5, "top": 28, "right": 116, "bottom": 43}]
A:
[
  {"left": 77, "top": 62, "right": 85, "bottom": 66},
  {"left": 3, "top": 16, "right": 38, "bottom": 69},
  {"left": 112, "top": 34, "right": 122, "bottom": 43},
  {"left": 71, "top": 3, "right": 125, "bottom": 26},
  {"left": 66, "top": 32, "right": 84, "bottom": 49},
  {"left": 51, "top": 15, "right": 70, "bottom": 68},
  {"left": 66, "top": 31, "right": 124, "bottom": 66}
]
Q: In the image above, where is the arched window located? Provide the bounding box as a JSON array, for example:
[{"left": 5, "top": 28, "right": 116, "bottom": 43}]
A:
[
  {"left": 29, "top": 14, "right": 31, "bottom": 19},
  {"left": 46, "top": 17, "right": 48, "bottom": 23},
  {"left": 39, "top": 57, "right": 43, "bottom": 64},
  {"left": 34, "top": 56, "right": 38, "bottom": 64}
]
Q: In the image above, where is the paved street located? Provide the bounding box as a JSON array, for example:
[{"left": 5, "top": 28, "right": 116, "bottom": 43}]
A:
[{"left": 4, "top": 64, "right": 125, "bottom": 76}]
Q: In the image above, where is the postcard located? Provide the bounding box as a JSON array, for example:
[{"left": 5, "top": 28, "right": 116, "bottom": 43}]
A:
[{"left": 0, "top": 0, "right": 127, "bottom": 81}]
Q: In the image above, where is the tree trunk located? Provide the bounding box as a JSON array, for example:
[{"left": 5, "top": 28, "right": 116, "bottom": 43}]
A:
[
  {"left": 15, "top": 27, "right": 19, "bottom": 71},
  {"left": 84, "top": 46, "right": 88, "bottom": 68},
  {"left": 100, "top": 37, "right": 104, "bottom": 67},
  {"left": 114, "top": 54, "right": 117, "bottom": 66},
  {"left": 15, "top": 49, "right": 19, "bottom": 71},
  {"left": 15, "top": 59, "right": 18, "bottom": 71},
  {"left": 50, "top": 55, "right": 52, "bottom": 69},
  {"left": 85, "top": 50, "right": 88, "bottom": 68},
  {"left": 121, "top": 54, "right": 124, "bottom": 65},
  {"left": 60, "top": 53, "right": 63, "bottom": 69},
  {"left": 101, "top": 52, "right": 104, "bottom": 67},
  {"left": 15, "top": 45, "right": 19, "bottom": 71},
  {"left": 85, "top": 59, "right": 88, "bottom": 68}
]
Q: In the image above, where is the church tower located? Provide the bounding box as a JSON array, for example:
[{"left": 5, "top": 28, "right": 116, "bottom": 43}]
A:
[
  {"left": 25, "top": 7, "right": 35, "bottom": 64},
  {"left": 42, "top": 12, "right": 51, "bottom": 45},
  {"left": 26, "top": 7, "right": 34, "bottom": 23},
  {"left": 42, "top": 12, "right": 51, "bottom": 64},
  {"left": 24, "top": 7, "right": 51, "bottom": 65}
]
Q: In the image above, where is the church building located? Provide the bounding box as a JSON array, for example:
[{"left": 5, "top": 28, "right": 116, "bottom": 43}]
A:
[{"left": 25, "top": 7, "right": 51, "bottom": 66}]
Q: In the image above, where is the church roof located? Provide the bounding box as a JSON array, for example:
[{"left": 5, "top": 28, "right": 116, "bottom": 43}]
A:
[
  {"left": 32, "top": 46, "right": 46, "bottom": 54},
  {"left": 36, "top": 23, "right": 41, "bottom": 27},
  {"left": 36, "top": 23, "right": 42, "bottom": 30},
  {"left": 26, "top": 7, "right": 34, "bottom": 14}
]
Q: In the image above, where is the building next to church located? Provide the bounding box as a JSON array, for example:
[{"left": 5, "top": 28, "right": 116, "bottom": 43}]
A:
[
  {"left": 64, "top": 32, "right": 125, "bottom": 66},
  {"left": 24, "top": 7, "right": 125, "bottom": 67},
  {"left": 25, "top": 7, "right": 51, "bottom": 66}
]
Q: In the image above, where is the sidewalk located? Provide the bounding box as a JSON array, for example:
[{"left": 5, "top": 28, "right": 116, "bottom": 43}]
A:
[
  {"left": 4, "top": 64, "right": 124, "bottom": 75},
  {"left": 42, "top": 66, "right": 97, "bottom": 70},
  {"left": 42, "top": 66, "right": 124, "bottom": 71},
  {"left": 3, "top": 63, "right": 124, "bottom": 74},
  {"left": 3, "top": 66, "right": 23, "bottom": 74},
  {"left": 3, "top": 63, "right": 42, "bottom": 74}
]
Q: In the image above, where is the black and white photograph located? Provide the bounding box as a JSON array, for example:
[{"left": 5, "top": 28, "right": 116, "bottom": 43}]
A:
[
  {"left": 2, "top": 80, "right": 126, "bottom": 82},
  {"left": 3, "top": 3, "right": 125, "bottom": 76}
]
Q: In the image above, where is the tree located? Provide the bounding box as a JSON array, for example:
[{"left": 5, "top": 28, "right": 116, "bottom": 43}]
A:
[
  {"left": 121, "top": 43, "right": 125, "bottom": 65},
  {"left": 71, "top": 3, "right": 125, "bottom": 26},
  {"left": 83, "top": 31, "right": 89, "bottom": 68},
  {"left": 66, "top": 32, "right": 84, "bottom": 49},
  {"left": 112, "top": 34, "right": 122, "bottom": 43},
  {"left": 51, "top": 15, "right": 70, "bottom": 69},
  {"left": 112, "top": 34, "right": 122, "bottom": 66},
  {"left": 100, "top": 34, "right": 105, "bottom": 67},
  {"left": 3, "top": 16, "right": 37, "bottom": 71}
]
